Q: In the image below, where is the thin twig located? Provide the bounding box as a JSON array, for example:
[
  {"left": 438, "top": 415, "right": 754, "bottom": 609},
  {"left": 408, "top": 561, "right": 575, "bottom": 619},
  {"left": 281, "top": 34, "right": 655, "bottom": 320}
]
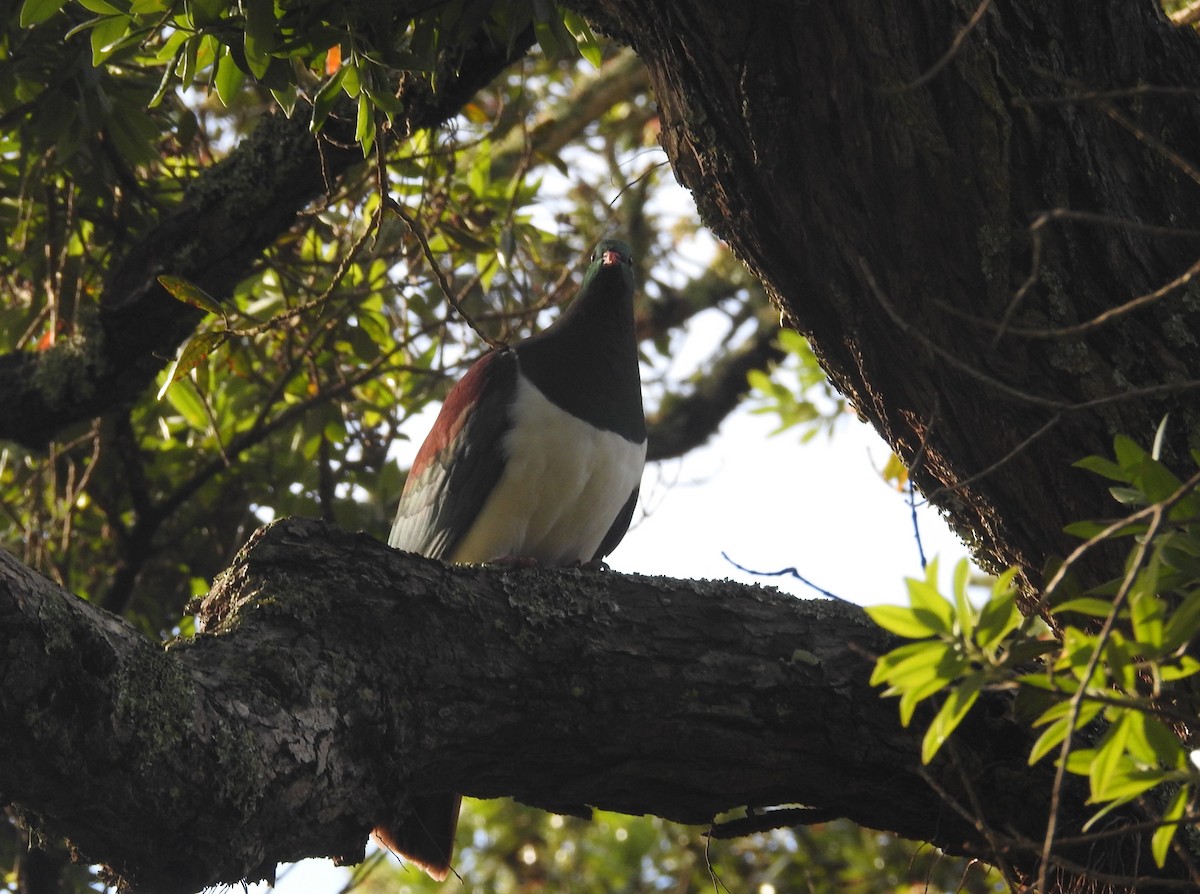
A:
[
  {"left": 1040, "top": 467, "right": 1200, "bottom": 602},
  {"left": 1025, "top": 208, "right": 1200, "bottom": 239},
  {"left": 1028, "top": 65, "right": 1200, "bottom": 188},
  {"left": 1048, "top": 811, "right": 1200, "bottom": 848},
  {"left": 1000, "top": 825, "right": 1200, "bottom": 891},
  {"left": 922, "top": 414, "right": 1062, "bottom": 504},
  {"left": 1002, "top": 255, "right": 1200, "bottom": 341},
  {"left": 860, "top": 258, "right": 1064, "bottom": 409},
  {"left": 861, "top": 256, "right": 1200, "bottom": 413},
  {"left": 993, "top": 211, "right": 1048, "bottom": 343},
  {"left": 905, "top": 400, "right": 939, "bottom": 568},
  {"left": 1012, "top": 84, "right": 1200, "bottom": 106},
  {"left": 917, "top": 765, "right": 1021, "bottom": 889},
  {"left": 386, "top": 198, "right": 503, "bottom": 351},
  {"left": 883, "top": 0, "right": 994, "bottom": 94},
  {"left": 720, "top": 551, "right": 853, "bottom": 602},
  {"left": 993, "top": 211, "right": 1200, "bottom": 344}
]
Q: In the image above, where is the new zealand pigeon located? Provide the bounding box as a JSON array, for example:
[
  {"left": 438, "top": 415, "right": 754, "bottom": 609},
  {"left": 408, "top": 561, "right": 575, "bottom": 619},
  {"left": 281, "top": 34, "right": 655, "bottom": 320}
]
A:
[{"left": 375, "top": 239, "right": 646, "bottom": 880}]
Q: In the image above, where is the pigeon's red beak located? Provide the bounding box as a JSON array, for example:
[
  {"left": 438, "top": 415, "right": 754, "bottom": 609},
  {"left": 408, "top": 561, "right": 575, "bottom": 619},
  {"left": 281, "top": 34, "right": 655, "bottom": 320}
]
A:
[{"left": 602, "top": 249, "right": 622, "bottom": 266}]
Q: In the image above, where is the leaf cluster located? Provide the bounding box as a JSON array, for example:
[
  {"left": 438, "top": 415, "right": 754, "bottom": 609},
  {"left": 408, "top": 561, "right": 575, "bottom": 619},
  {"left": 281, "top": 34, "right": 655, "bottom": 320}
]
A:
[
  {"left": 18, "top": 0, "right": 602, "bottom": 157},
  {"left": 345, "top": 802, "right": 1002, "bottom": 894},
  {"left": 868, "top": 429, "right": 1200, "bottom": 870},
  {"left": 747, "top": 328, "right": 844, "bottom": 440}
]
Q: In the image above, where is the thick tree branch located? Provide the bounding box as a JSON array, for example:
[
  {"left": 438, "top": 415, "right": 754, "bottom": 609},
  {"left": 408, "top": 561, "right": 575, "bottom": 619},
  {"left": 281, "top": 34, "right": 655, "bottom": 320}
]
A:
[{"left": 0, "top": 519, "right": 1173, "bottom": 894}]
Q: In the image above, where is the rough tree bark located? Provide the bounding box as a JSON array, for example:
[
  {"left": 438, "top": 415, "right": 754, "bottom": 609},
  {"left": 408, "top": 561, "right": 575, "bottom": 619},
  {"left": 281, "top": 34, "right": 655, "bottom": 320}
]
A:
[
  {"left": 2, "top": 518, "right": 1122, "bottom": 894},
  {"left": 579, "top": 0, "right": 1200, "bottom": 596}
]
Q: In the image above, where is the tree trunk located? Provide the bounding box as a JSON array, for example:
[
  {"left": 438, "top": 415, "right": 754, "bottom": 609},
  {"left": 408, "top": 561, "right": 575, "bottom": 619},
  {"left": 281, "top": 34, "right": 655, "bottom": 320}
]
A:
[
  {"left": 579, "top": 0, "right": 1200, "bottom": 595},
  {"left": 2, "top": 518, "right": 1144, "bottom": 894}
]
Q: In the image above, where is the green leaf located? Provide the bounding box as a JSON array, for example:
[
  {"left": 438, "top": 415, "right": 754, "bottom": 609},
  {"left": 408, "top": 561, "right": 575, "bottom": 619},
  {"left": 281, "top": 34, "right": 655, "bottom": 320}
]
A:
[
  {"left": 1124, "top": 712, "right": 1187, "bottom": 769},
  {"left": 866, "top": 603, "right": 938, "bottom": 639},
  {"left": 1091, "top": 767, "right": 1169, "bottom": 804},
  {"left": 157, "top": 330, "right": 227, "bottom": 399},
  {"left": 905, "top": 572, "right": 955, "bottom": 636},
  {"left": 1139, "top": 454, "right": 1184, "bottom": 503},
  {"left": 163, "top": 376, "right": 209, "bottom": 428},
  {"left": 1052, "top": 597, "right": 1118, "bottom": 620},
  {"left": 158, "top": 275, "right": 225, "bottom": 317},
  {"left": 870, "top": 640, "right": 943, "bottom": 685},
  {"left": 874, "top": 641, "right": 956, "bottom": 691},
  {"left": 1109, "top": 486, "right": 1146, "bottom": 506},
  {"left": 90, "top": 14, "right": 132, "bottom": 66},
  {"left": 898, "top": 667, "right": 963, "bottom": 727},
  {"left": 1152, "top": 785, "right": 1189, "bottom": 867},
  {"left": 76, "top": 0, "right": 124, "bottom": 14},
  {"left": 1073, "top": 454, "right": 1127, "bottom": 483},
  {"left": 269, "top": 85, "right": 297, "bottom": 116},
  {"left": 311, "top": 67, "right": 348, "bottom": 133},
  {"left": 951, "top": 557, "right": 975, "bottom": 639},
  {"left": 355, "top": 91, "right": 375, "bottom": 155},
  {"left": 1028, "top": 701, "right": 1104, "bottom": 765},
  {"left": 1160, "top": 655, "right": 1200, "bottom": 682},
  {"left": 1163, "top": 589, "right": 1200, "bottom": 651},
  {"left": 1089, "top": 713, "right": 1132, "bottom": 800},
  {"left": 1113, "top": 434, "right": 1147, "bottom": 473},
  {"left": 1063, "top": 519, "right": 1109, "bottom": 538},
  {"left": 561, "top": 9, "right": 602, "bottom": 67},
  {"left": 1033, "top": 697, "right": 1103, "bottom": 728},
  {"left": 975, "top": 569, "right": 1020, "bottom": 649},
  {"left": 1104, "top": 633, "right": 1136, "bottom": 692},
  {"left": 19, "top": 0, "right": 68, "bottom": 26},
  {"left": 243, "top": 0, "right": 276, "bottom": 79},
  {"left": 1029, "top": 717, "right": 1072, "bottom": 766},
  {"left": 921, "top": 672, "right": 983, "bottom": 764},
  {"left": 1129, "top": 562, "right": 1165, "bottom": 650},
  {"left": 213, "top": 46, "right": 245, "bottom": 107}
]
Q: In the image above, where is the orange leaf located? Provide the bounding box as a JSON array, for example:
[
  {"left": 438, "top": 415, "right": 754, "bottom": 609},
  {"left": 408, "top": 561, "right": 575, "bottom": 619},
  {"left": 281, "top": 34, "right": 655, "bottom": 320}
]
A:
[{"left": 325, "top": 44, "right": 341, "bottom": 75}]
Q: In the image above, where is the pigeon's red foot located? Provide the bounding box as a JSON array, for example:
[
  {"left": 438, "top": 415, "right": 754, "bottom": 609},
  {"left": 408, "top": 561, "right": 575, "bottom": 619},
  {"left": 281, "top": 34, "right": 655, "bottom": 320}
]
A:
[{"left": 491, "top": 554, "right": 541, "bottom": 569}]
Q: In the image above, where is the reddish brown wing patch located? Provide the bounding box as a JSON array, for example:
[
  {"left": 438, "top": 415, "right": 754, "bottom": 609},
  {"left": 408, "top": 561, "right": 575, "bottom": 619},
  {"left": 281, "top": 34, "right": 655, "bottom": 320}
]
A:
[{"left": 406, "top": 351, "right": 498, "bottom": 486}]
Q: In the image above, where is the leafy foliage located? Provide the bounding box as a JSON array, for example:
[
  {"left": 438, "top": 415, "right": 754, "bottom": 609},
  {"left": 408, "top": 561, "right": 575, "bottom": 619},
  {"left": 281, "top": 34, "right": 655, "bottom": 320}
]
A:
[
  {"left": 868, "top": 558, "right": 1037, "bottom": 763},
  {"left": 869, "top": 430, "right": 1200, "bottom": 869},
  {"left": 345, "top": 802, "right": 1004, "bottom": 894},
  {"left": 747, "top": 328, "right": 844, "bottom": 440}
]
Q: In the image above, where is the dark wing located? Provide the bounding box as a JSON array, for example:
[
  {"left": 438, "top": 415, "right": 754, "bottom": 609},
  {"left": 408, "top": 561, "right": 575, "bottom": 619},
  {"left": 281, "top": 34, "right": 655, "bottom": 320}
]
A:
[
  {"left": 389, "top": 350, "right": 518, "bottom": 560},
  {"left": 591, "top": 484, "right": 640, "bottom": 563}
]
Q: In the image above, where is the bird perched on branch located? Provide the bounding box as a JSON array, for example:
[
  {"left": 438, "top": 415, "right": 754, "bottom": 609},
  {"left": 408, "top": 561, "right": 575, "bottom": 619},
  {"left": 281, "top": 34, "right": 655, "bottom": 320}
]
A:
[{"left": 375, "top": 238, "right": 646, "bottom": 880}]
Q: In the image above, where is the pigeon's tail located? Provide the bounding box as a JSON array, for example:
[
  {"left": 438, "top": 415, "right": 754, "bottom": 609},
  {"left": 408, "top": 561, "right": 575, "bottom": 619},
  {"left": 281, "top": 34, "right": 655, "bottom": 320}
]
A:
[{"left": 373, "top": 793, "right": 461, "bottom": 882}]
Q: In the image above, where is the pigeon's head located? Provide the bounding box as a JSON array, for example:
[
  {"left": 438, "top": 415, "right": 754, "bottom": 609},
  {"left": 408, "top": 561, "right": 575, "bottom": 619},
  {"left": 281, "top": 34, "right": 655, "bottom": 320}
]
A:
[
  {"left": 593, "top": 239, "right": 633, "bottom": 271},
  {"left": 584, "top": 240, "right": 635, "bottom": 299}
]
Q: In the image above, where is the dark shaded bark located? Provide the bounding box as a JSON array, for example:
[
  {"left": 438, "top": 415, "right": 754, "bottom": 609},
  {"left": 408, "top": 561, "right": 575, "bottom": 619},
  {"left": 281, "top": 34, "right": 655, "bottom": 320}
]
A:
[
  {"left": 580, "top": 0, "right": 1200, "bottom": 598},
  {"left": 2, "top": 518, "right": 1158, "bottom": 894},
  {"left": 0, "top": 28, "right": 534, "bottom": 451}
]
